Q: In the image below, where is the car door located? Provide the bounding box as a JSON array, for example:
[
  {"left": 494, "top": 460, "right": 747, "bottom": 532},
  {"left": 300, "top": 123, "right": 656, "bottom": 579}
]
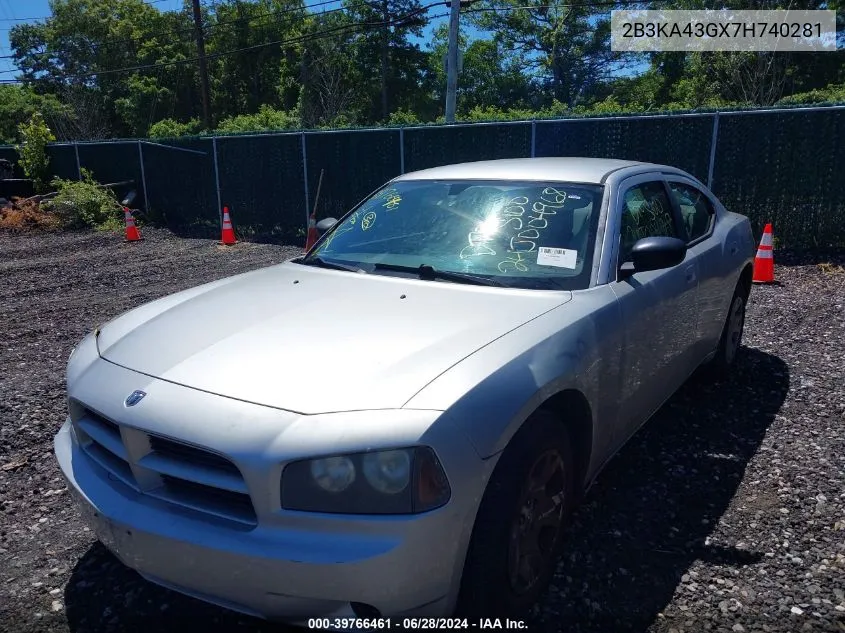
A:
[
  {"left": 608, "top": 174, "right": 701, "bottom": 442},
  {"left": 664, "top": 177, "right": 724, "bottom": 361}
]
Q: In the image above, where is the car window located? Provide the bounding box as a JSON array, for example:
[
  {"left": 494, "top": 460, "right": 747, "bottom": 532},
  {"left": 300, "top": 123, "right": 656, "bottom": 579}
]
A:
[
  {"left": 668, "top": 182, "right": 715, "bottom": 243},
  {"left": 306, "top": 179, "right": 605, "bottom": 291},
  {"left": 618, "top": 181, "right": 677, "bottom": 263}
]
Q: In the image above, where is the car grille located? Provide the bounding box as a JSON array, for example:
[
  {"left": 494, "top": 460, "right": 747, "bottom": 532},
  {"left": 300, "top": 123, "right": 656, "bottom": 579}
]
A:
[{"left": 74, "top": 407, "right": 256, "bottom": 527}]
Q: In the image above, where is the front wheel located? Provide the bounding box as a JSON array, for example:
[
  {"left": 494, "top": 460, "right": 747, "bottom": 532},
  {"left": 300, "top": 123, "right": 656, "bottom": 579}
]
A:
[
  {"left": 455, "top": 410, "right": 576, "bottom": 618},
  {"left": 705, "top": 285, "right": 747, "bottom": 380}
]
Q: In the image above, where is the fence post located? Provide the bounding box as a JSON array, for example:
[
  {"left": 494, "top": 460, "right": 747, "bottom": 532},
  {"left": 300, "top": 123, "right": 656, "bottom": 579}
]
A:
[
  {"left": 137, "top": 140, "right": 149, "bottom": 213},
  {"left": 530, "top": 121, "right": 537, "bottom": 158},
  {"left": 212, "top": 136, "right": 223, "bottom": 225},
  {"left": 301, "top": 132, "right": 311, "bottom": 227},
  {"left": 399, "top": 128, "right": 405, "bottom": 174},
  {"left": 707, "top": 112, "right": 720, "bottom": 189},
  {"left": 74, "top": 142, "right": 82, "bottom": 180}
]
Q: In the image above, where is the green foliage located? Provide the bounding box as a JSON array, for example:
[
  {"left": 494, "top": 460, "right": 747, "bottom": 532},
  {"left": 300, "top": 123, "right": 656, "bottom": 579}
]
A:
[
  {"left": 387, "top": 109, "right": 421, "bottom": 125},
  {"left": 216, "top": 105, "right": 301, "bottom": 134},
  {"left": 45, "top": 169, "right": 123, "bottom": 231},
  {"left": 0, "top": 85, "right": 65, "bottom": 144},
  {"left": 15, "top": 112, "right": 55, "bottom": 193},
  {"left": 778, "top": 83, "right": 845, "bottom": 105},
  {"left": 148, "top": 118, "right": 203, "bottom": 139},
  {"left": 4, "top": 0, "right": 844, "bottom": 139}
]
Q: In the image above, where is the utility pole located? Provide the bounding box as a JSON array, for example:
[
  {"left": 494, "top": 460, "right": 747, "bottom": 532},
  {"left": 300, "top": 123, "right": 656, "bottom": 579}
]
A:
[
  {"left": 444, "top": 0, "right": 461, "bottom": 123},
  {"left": 381, "top": 0, "right": 389, "bottom": 120},
  {"left": 191, "top": 0, "right": 213, "bottom": 130}
]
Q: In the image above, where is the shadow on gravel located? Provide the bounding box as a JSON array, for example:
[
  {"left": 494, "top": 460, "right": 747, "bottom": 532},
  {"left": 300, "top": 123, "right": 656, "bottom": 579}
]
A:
[
  {"left": 530, "top": 347, "right": 789, "bottom": 632},
  {"left": 62, "top": 348, "right": 788, "bottom": 633}
]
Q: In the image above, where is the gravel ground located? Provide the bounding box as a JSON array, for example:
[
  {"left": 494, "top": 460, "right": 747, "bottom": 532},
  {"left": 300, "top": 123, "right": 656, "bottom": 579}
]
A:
[{"left": 1, "top": 228, "right": 843, "bottom": 633}]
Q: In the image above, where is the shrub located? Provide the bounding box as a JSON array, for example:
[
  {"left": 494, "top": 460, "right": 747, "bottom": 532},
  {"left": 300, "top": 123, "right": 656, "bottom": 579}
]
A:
[
  {"left": 44, "top": 169, "right": 123, "bottom": 231},
  {"left": 216, "top": 105, "right": 301, "bottom": 134},
  {"left": 148, "top": 117, "right": 202, "bottom": 139},
  {"left": 778, "top": 83, "right": 845, "bottom": 105},
  {"left": 15, "top": 112, "right": 55, "bottom": 193},
  {"left": 387, "top": 109, "right": 421, "bottom": 125}
]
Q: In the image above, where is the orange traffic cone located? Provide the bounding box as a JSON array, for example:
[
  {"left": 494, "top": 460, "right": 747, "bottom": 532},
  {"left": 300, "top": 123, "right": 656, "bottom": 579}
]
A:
[
  {"left": 123, "top": 207, "right": 142, "bottom": 242},
  {"left": 220, "top": 206, "right": 236, "bottom": 245},
  {"left": 304, "top": 211, "right": 318, "bottom": 252},
  {"left": 752, "top": 223, "right": 775, "bottom": 284}
]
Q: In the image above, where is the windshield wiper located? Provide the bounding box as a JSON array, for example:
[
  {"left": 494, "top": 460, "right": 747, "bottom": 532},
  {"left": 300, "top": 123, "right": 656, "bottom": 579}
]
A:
[
  {"left": 300, "top": 256, "right": 364, "bottom": 273},
  {"left": 372, "top": 262, "right": 505, "bottom": 287}
]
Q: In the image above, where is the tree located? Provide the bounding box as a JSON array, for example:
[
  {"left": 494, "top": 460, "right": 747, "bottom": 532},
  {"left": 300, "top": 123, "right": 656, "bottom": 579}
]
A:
[
  {"left": 466, "top": 0, "right": 636, "bottom": 107},
  {"left": 10, "top": 0, "right": 198, "bottom": 137},
  {"left": 205, "top": 0, "right": 307, "bottom": 119},
  {"left": 0, "top": 85, "right": 66, "bottom": 144},
  {"left": 427, "top": 24, "right": 533, "bottom": 115},
  {"left": 342, "top": 0, "right": 431, "bottom": 122},
  {"left": 16, "top": 112, "right": 56, "bottom": 193}
]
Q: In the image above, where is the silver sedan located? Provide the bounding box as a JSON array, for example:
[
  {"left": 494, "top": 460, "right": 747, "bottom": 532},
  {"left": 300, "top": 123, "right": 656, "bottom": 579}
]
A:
[{"left": 55, "top": 157, "right": 756, "bottom": 623}]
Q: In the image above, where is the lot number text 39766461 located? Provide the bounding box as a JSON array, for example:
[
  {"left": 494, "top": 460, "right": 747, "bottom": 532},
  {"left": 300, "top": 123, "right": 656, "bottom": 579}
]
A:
[{"left": 307, "top": 617, "right": 529, "bottom": 630}]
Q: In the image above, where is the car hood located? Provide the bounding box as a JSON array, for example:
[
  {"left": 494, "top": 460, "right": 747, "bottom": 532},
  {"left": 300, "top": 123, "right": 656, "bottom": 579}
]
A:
[{"left": 97, "top": 261, "right": 572, "bottom": 414}]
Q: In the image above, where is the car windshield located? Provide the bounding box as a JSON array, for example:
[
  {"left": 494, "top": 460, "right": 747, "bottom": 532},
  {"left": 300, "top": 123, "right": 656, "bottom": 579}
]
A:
[{"left": 304, "top": 179, "right": 604, "bottom": 291}]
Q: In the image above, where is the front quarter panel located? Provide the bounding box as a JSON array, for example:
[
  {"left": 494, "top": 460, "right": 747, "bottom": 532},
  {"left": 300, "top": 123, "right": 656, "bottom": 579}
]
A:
[{"left": 404, "top": 286, "right": 622, "bottom": 482}]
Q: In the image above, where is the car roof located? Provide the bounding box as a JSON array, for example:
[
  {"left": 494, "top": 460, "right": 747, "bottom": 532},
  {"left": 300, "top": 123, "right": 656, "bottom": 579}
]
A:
[{"left": 393, "top": 157, "right": 668, "bottom": 185}]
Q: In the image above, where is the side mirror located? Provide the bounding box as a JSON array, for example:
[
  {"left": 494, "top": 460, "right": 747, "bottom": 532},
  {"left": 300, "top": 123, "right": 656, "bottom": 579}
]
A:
[
  {"left": 619, "top": 236, "right": 688, "bottom": 278},
  {"left": 121, "top": 190, "right": 137, "bottom": 207},
  {"left": 316, "top": 217, "right": 338, "bottom": 237}
]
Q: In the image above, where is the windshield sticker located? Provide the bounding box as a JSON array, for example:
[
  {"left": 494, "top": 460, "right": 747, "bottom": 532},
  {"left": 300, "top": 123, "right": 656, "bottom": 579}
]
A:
[
  {"left": 361, "top": 211, "right": 377, "bottom": 231},
  {"left": 537, "top": 247, "right": 577, "bottom": 269}
]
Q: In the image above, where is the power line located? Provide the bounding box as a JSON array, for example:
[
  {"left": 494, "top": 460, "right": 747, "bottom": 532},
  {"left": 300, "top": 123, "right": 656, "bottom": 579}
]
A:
[
  {"left": 0, "top": 0, "right": 171, "bottom": 20},
  {"left": 0, "top": 0, "right": 353, "bottom": 56},
  {"left": 0, "top": 1, "right": 444, "bottom": 83},
  {"left": 0, "top": 0, "right": 650, "bottom": 79}
]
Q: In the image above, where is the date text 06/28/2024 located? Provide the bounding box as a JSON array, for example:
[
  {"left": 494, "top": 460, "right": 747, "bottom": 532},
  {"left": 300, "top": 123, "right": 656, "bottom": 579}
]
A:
[{"left": 307, "top": 617, "right": 530, "bottom": 630}]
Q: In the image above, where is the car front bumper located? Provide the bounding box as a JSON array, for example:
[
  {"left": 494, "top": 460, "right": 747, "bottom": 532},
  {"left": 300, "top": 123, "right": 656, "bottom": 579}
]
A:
[{"left": 55, "top": 417, "right": 484, "bottom": 622}]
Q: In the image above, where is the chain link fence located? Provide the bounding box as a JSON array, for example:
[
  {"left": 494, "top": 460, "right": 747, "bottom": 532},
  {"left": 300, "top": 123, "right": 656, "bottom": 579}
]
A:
[{"left": 2, "top": 105, "right": 843, "bottom": 249}]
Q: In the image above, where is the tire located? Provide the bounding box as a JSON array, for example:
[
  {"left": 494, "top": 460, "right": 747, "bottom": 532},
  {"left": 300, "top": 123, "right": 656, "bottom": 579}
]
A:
[
  {"left": 455, "top": 410, "right": 576, "bottom": 619},
  {"left": 704, "top": 283, "right": 748, "bottom": 381}
]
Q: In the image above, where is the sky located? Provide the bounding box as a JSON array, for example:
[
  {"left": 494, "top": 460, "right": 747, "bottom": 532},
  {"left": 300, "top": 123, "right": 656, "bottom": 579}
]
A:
[{"left": 0, "top": 0, "right": 461, "bottom": 79}]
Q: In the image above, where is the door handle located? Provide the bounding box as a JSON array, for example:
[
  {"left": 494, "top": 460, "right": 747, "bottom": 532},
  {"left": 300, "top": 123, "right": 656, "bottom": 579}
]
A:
[
  {"left": 685, "top": 266, "right": 696, "bottom": 284},
  {"left": 729, "top": 242, "right": 738, "bottom": 255}
]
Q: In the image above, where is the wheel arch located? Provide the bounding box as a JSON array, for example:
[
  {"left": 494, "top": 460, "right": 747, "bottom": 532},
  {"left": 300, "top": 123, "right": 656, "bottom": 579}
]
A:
[
  {"left": 738, "top": 262, "right": 753, "bottom": 300},
  {"left": 535, "top": 389, "right": 594, "bottom": 493}
]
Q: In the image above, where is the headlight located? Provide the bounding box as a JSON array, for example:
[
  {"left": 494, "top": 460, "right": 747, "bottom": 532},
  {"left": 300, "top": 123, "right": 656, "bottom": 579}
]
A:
[
  {"left": 362, "top": 450, "right": 410, "bottom": 494},
  {"left": 310, "top": 456, "right": 356, "bottom": 492},
  {"left": 281, "top": 447, "right": 450, "bottom": 515}
]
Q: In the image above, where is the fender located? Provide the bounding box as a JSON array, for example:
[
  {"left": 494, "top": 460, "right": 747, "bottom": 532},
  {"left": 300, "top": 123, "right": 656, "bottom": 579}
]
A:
[{"left": 405, "top": 285, "right": 623, "bottom": 480}]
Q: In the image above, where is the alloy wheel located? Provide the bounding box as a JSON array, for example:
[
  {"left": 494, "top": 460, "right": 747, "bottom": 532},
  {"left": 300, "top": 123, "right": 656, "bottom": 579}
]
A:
[{"left": 507, "top": 449, "right": 566, "bottom": 595}]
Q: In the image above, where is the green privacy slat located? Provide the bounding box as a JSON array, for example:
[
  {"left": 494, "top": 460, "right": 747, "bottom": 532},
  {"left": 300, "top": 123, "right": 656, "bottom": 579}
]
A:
[
  {"left": 535, "top": 115, "right": 714, "bottom": 184},
  {"left": 304, "top": 130, "right": 402, "bottom": 223},
  {"left": 77, "top": 142, "right": 140, "bottom": 187},
  {"left": 141, "top": 138, "right": 219, "bottom": 237},
  {"left": 45, "top": 145, "right": 78, "bottom": 180},
  {"left": 712, "top": 110, "right": 845, "bottom": 250},
  {"left": 216, "top": 133, "right": 305, "bottom": 242},
  {"left": 403, "top": 123, "right": 532, "bottom": 173},
  {"left": 0, "top": 108, "right": 842, "bottom": 249}
]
